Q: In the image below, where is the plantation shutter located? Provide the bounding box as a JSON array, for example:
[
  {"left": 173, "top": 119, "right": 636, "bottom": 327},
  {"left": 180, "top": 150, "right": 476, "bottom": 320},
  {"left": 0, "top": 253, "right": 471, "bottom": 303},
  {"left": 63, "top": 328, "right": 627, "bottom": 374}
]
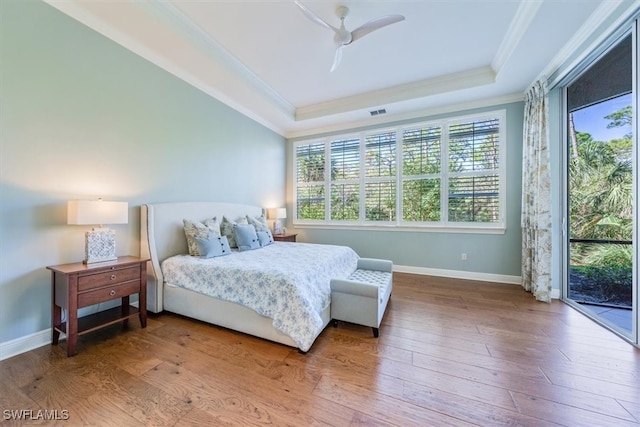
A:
[
  {"left": 330, "top": 138, "right": 360, "bottom": 220},
  {"left": 448, "top": 118, "right": 500, "bottom": 222},
  {"left": 365, "top": 131, "right": 396, "bottom": 221},
  {"left": 296, "top": 143, "right": 326, "bottom": 220},
  {"left": 402, "top": 125, "right": 442, "bottom": 222}
]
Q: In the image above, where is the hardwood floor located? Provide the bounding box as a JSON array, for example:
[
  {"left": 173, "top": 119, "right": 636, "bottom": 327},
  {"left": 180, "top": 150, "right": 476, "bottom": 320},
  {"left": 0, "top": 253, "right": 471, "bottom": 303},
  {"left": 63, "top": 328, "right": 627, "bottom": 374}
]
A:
[{"left": 1, "top": 273, "right": 639, "bottom": 426}]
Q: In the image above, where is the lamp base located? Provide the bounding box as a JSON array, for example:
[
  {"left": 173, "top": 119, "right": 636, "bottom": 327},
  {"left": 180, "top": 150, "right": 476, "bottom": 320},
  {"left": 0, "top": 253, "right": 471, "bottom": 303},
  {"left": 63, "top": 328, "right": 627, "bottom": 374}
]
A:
[
  {"left": 83, "top": 256, "right": 118, "bottom": 265},
  {"left": 84, "top": 227, "right": 118, "bottom": 264}
]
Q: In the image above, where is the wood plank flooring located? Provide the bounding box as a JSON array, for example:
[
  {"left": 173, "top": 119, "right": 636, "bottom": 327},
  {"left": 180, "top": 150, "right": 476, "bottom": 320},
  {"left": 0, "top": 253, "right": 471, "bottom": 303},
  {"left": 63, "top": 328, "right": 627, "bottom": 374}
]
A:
[{"left": 1, "top": 273, "right": 639, "bottom": 426}]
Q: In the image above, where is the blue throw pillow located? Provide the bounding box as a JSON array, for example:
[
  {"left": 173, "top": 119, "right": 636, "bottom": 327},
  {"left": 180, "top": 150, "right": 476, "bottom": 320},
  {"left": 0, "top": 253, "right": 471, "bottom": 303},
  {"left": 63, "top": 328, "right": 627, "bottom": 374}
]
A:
[
  {"left": 257, "top": 230, "right": 274, "bottom": 247},
  {"left": 233, "top": 224, "right": 260, "bottom": 251},
  {"left": 195, "top": 235, "right": 231, "bottom": 258}
]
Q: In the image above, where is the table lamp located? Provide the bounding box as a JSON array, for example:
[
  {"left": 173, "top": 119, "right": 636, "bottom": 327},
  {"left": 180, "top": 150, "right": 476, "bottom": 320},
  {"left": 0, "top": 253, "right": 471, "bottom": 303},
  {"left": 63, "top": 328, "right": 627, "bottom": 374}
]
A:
[
  {"left": 67, "top": 199, "right": 128, "bottom": 264},
  {"left": 267, "top": 208, "right": 287, "bottom": 234}
]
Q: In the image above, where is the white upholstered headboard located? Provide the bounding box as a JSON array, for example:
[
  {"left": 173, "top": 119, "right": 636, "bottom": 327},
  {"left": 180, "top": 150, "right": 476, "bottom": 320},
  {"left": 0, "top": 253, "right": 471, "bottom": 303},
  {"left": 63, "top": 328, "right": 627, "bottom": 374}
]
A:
[{"left": 140, "top": 202, "right": 263, "bottom": 313}]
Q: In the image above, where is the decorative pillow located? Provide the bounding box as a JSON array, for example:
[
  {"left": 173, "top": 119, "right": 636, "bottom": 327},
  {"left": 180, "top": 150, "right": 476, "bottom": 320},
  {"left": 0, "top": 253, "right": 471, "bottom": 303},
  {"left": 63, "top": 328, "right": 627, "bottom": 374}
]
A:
[
  {"left": 220, "top": 215, "right": 248, "bottom": 248},
  {"left": 233, "top": 224, "right": 260, "bottom": 251},
  {"left": 257, "top": 230, "right": 274, "bottom": 247},
  {"left": 246, "top": 214, "right": 270, "bottom": 233},
  {"left": 183, "top": 218, "right": 221, "bottom": 256},
  {"left": 195, "top": 235, "right": 231, "bottom": 258}
]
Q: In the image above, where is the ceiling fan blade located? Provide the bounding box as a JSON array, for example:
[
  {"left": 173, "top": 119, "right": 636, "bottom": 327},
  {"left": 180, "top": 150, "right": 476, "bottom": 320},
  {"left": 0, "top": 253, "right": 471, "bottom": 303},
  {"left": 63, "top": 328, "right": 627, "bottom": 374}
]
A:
[
  {"left": 294, "top": 1, "right": 338, "bottom": 33},
  {"left": 351, "top": 15, "right": 405, "bottom": 43},
  {"left": 330, "top": 45, "right": 343, "bottom": 72}
]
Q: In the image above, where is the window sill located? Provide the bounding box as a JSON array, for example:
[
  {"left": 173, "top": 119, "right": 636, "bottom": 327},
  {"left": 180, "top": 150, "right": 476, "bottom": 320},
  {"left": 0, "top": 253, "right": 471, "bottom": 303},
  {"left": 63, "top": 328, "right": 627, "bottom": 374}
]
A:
[{"left": 292, "top": 222, "right": 507, "bottom": 235}]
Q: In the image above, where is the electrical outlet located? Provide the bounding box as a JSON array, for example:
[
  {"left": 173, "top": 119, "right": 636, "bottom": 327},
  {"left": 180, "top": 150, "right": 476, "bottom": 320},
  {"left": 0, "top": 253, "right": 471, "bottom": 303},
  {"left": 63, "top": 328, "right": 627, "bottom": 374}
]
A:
[{"left": 461, "top": 253, "right": 467, "bottom": 261}]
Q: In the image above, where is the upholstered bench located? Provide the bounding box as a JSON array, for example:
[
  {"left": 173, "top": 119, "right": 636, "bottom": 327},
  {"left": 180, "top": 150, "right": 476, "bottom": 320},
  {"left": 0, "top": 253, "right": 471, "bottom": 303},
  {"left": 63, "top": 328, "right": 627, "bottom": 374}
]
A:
[{"left": 330, "top": 258, "right": 393, "bottom": 338}]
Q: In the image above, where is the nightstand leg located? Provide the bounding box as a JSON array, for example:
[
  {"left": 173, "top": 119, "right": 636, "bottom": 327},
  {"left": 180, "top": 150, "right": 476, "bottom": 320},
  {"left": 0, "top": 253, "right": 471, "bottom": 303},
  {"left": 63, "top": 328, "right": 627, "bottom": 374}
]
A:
[
  {"left": 121, "top": 296, "right": 129, "bottom": 329},
  {"left": 139, "top": 263, "right": 147, "bottom": 328},
  {"left": 52, "top": 305, "right": 61, "bottom": 345},
  {"left": 67, "top": 276, "right": 78, "bottom": 357},
  {"left": 51, "top": 272, "right": 61, "bottom": 345},
  {"left": 66, "top": 309, "right": 78, "bottom": 357}
]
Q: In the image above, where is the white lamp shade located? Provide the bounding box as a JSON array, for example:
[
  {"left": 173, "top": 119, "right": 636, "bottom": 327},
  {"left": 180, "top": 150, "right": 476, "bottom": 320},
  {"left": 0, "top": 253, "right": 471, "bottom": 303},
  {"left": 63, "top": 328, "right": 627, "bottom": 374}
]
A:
[
  {"left": 267, "top": 208, "right": 287, "bottom": 220},
  {"left": 67, "top": 200, "right": 128, "bottom": 225}
]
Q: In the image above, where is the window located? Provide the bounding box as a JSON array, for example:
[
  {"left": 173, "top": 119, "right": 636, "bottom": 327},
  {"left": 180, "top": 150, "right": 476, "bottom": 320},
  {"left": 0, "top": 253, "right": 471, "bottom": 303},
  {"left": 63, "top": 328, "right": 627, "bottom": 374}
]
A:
[
  {"left": 295, "top": 142, "right": 325, "bottom": 220},
  {"left": 447, "top": 118, "right": 501, "bottom": 223},
  {"left": 294, "top": 110, "right": 506, "bottom": 231},
  {"left": 365, "top": 131, "right": 396, "bottom": 222},
  {"left": 330, "top": 138, "right": 359, "bottom": 221},
  {"left": 402, "top": 125, "right": 442, "bottom": 222}
]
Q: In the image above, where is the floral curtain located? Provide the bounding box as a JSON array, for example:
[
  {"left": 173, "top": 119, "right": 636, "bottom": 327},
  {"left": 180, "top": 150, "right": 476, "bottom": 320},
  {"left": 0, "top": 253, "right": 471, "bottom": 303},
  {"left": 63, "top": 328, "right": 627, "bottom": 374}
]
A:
[{"left": 521, "top": 80, "right": 552, "bottom": 302}]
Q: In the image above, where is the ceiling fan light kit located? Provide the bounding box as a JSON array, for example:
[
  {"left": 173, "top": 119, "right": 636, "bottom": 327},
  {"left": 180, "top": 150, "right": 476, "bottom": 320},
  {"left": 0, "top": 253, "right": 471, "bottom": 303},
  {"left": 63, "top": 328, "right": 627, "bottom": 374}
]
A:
[{"left": 294, "top": 1, "right": 405, "bottom": 72}]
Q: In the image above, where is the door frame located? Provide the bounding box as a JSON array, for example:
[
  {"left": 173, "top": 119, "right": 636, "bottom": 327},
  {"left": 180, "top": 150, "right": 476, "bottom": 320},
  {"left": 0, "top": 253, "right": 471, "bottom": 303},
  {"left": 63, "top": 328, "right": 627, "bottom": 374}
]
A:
[{"left": 560, "top": 25, "right": 639, "bottom": 346}]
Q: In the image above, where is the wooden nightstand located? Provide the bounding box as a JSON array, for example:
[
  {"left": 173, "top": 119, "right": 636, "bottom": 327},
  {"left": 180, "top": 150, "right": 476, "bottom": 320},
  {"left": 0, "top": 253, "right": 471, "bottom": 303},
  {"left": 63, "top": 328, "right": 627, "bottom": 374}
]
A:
[
  {"left": 273, "top": 233, "right": 297, "bottom": 242},
  {"left": 47, "top": 256, "right": 148, "bottom": 356}
]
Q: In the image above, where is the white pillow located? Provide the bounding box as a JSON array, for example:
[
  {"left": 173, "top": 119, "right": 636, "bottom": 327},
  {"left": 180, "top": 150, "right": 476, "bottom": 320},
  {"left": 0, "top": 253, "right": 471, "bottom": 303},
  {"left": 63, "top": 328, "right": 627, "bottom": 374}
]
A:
[
  {"left": 246, "top": 214, "right": 270, "bottom": 232},
  {"left": 183, "top": 217, "right": 221, "bottom": 256},
  {"left": 233, "top": 224, "right": 260, "bottom": 251},
  {"left": 220, "top": 215, "right": 249, "bottom": 248},
  {"left": 195, "top": 235, "right": 231, "bottom": 258}
]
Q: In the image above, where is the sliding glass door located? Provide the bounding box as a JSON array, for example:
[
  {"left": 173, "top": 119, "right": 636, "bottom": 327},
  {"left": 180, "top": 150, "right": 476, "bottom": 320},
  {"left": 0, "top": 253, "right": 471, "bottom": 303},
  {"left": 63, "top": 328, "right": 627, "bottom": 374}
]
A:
[{"left": 564, "top": 31, "right": 637, "bottom": 343}]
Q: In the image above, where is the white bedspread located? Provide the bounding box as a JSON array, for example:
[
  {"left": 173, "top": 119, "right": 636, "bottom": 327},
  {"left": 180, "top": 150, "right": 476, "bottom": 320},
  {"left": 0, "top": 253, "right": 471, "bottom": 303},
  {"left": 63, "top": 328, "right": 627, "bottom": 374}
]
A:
[{"left": 161, "top": 242, "right": 359, "bottom": 351}]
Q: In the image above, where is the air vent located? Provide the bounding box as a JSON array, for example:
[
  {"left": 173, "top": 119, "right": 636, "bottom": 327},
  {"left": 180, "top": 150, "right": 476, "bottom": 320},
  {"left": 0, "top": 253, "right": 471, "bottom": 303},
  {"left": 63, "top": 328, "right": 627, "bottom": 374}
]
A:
[{"left": 370, "top": 108, "right": 387, "bottom": 116}]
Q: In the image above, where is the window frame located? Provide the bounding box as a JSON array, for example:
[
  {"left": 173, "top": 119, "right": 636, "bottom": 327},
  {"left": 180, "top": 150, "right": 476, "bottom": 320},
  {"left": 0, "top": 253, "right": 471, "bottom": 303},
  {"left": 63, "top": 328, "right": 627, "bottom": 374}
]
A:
[{"left": 293, "top": 110, "right": 507, "bottom": 234}]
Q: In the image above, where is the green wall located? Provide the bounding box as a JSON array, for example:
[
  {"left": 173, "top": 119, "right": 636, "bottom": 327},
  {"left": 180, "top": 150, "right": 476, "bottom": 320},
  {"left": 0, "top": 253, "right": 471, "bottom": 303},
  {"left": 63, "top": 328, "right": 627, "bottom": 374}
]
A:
[
  {"left": 0, "top": 1, "right": 286, "bottom": 344},
  {"left": 287, "top": 101, "right": 525, "bottom": 278}
]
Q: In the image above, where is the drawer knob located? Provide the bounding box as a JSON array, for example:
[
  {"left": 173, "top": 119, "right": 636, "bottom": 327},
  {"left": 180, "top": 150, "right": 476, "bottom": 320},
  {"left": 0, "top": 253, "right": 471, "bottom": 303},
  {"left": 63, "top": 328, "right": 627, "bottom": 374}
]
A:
[
  {"left": 110, "top": 274, "right": 117, "bottom": 280},
  {"left": 109, "top": 290, "right": 116, "bottom": 296}
]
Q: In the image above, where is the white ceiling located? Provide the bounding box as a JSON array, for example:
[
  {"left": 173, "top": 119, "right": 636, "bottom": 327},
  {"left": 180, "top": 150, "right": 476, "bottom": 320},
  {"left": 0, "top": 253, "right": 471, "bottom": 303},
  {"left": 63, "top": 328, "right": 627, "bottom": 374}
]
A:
[{"left": 45, "top": 0, "right": 624, "bottom": 138}]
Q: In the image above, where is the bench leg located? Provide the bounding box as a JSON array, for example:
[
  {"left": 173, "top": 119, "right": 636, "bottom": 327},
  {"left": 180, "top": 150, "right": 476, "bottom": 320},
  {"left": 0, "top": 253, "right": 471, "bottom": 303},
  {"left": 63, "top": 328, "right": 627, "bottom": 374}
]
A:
[{"left": 372, "top": 327, "right": 379, "bottom": 338}]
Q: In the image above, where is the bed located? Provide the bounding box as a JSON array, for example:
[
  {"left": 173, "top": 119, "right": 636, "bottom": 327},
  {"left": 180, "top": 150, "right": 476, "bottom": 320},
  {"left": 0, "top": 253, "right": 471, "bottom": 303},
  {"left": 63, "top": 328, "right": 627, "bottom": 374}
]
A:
[{"left": 140, "top": 202, "right": 359, "bottom": 352}]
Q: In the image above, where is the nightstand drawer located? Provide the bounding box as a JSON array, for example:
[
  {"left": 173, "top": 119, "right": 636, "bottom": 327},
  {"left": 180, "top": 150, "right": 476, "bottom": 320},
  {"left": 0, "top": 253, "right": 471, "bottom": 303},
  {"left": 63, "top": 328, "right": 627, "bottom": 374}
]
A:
[
  {"left": 78, "top": 266, "right": 141, "bottom": 291},
  {"left": 78, "top": 281, "right": 141, "bottom": 307}
]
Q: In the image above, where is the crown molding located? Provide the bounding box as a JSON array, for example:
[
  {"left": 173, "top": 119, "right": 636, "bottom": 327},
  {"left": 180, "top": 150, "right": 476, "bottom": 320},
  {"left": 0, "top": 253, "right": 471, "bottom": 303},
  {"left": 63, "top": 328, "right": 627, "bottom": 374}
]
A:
[
  {"left": 43, "top": 0, "right": 290, "bottom": 136},
  {"left": 295, "top": 66, "right": 496, "bottom": 122},
  {"left": 491, "top": 0, "right": 544, "bottom": 75},
  {"left": 139, "top": 0, "right": 295, "bottom": 118},
  {"left": 286, "top": 92, "right": 524, "bottom": 139}
]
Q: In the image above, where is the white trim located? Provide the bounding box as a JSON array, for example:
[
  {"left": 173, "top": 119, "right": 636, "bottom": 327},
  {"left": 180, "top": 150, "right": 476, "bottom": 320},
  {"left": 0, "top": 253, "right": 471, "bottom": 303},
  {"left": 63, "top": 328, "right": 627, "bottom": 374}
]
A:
[
  {"left": 0, "top": 329, "right": 53, "bottom": 361},
  {"left": 292, "top": 224, "right": 505, "bottom": 235},
  {"left": 394, "top": 264, "right": 562, "bottom": 299},
  {"left": 139, "top": 0, "right": 295, "bottom": 118},
  {"left": 393, "top": 264, "right": 560, "bottom": 299},
  {"left": 393, "top": 263, "right": 520, "bottom": 285},
  {"left": 295, "top": 66, "right": 497, "bottom": 122},
  {"left": 0, "top": 300, "right": 140, "bottom": 361},
  {"left": 538, "top": 0, "right": 639, "bottom": 89},
  {"left": 43, "top": 0, "right": 288, "bottom": 136},
  {"left": 492, "top": 0, "right": 544, "bottom": 76},
  {"left": 286, "top": 93, "right": 523, "bottom": 140}
]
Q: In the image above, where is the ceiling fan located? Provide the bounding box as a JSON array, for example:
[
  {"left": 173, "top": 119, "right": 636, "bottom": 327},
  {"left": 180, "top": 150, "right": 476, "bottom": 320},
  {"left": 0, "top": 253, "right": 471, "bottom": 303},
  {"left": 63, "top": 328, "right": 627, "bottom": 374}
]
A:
[{"left": 294, "top": 1, "right": 405, "bottom": 72}]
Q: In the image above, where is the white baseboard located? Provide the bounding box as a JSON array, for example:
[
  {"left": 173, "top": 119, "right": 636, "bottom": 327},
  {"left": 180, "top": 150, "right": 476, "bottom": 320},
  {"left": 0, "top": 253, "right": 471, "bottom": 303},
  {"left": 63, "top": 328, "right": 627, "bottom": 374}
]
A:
[
  {"left": 394, "top": 264, "right": 521, "bottom": 284},
  {"left": 0, "top": 301, "right": 139, "bottom": 361},
  {"left": 394, "top": 264, "right": 561, "bottom": 299},
  {"left": 0, "top": 329, "right": 52, "bottom": 361}
]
